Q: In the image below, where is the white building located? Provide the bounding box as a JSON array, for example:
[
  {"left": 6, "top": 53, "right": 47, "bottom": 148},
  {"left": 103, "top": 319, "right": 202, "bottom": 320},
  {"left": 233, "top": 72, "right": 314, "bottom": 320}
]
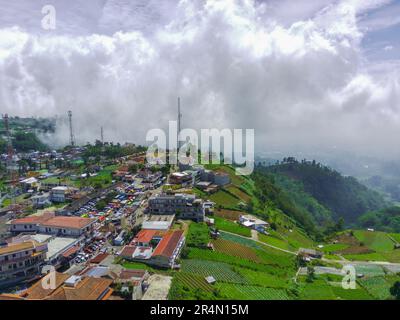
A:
[{"left": 51, "top": 186, "right": 69, "bottom": 203}]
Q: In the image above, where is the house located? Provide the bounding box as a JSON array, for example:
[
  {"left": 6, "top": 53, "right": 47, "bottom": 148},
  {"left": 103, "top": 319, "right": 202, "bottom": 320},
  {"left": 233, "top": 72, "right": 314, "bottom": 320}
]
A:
[
  {"left": 116, "top": 269, "right": 150, "bottom": 300},
  {"left": 147, "top": 193, "right": 205, "bottom": 222},
  {"left": 212, "top": 172, "right": 230, "bottom": 186},
  {"left": 9, "top": 213, "right": 96, "bottom": 238},
  {"left": 200, "top": 170, "right": 230, "bottom": 186},
  {"left": 298, "top": 248, "right": 323, "bottom": 259},
  {"left": 120, "top": 230, "right": 185, "bottom": 269},
  {"left": 8, "top": 234, "right": 81, "bottom": 268},
  {"left": 13, "top": 273, "right": 113, "bottom": 300},
  {"left": 141, "top": 215, "right": 175, "bottom": 231},
  {"left": 0, "top": 240, "right": 48, "bottom": 289},
  {"left": 239, "top": 215, "right": 269, "bottom": 233},
  {"left": 20, "top": 177, "right": 39, "bottom": 192},
  {"left": 150, "top": 230, "right": 185, "bottom": 268},
  {"left": 169, "top": 172, "right": 193, "bottom": 185},
  {"left": 31, "top": 193, "right": 51, "bottom": 209},
  {"left": 51, "top": 186, "right": 69, "bottom": 203}
]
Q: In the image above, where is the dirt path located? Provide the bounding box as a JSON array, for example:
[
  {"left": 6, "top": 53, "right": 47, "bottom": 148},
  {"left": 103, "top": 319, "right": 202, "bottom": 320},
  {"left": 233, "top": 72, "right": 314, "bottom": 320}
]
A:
[
  {"left": 221, "top": 230, "right": 297, "bottom": 255},
  {"left": 251, "top": 229, "right": 258, "bottom": 241}
]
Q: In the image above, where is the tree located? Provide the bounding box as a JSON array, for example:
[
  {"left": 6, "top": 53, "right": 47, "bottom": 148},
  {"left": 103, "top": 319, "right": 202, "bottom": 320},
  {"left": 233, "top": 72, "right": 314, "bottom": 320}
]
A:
[
  {"left": 390, "top": 281, "right": 400, "bottom": 300},
  {"left": 306, "top": 266, "right": 315, "bottom": 283}
]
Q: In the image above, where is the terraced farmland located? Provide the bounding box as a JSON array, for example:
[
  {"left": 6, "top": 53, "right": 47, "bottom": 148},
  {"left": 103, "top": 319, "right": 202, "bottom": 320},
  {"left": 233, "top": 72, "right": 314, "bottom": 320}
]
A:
[
  {"left": 354, "top": 265, "right": 386, "bottom": 277},
  {"left": 172, "top": 273, "right": 215, "bottom": 292},
  {"left": 181, "top": 259, "right": 247, "bottom": 284},
  {"left": 358, "top": 276, "right": 392, "bottom": 300},
  {"left": 218, "top": 284, "right": 290, "bottom": 300},
  {"left": 212, "top": 239, "right": 262, "bottom": 263}
]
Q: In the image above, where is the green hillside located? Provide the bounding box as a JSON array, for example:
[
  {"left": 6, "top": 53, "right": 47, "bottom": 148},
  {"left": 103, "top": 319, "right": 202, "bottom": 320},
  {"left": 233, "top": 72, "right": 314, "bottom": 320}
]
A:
[{"left": 258, "top": 158, "right": 388, "bottom": 225}]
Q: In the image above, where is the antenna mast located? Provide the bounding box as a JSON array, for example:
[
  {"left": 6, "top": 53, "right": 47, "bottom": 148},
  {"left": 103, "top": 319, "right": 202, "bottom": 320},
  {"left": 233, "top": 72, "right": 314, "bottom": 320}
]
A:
[
  {"left": 2, "top": 114, "right": 17, "bottom": 209},
  {"left": 101, "top": 126, "right": 104, "bottom": 144},
  {"left": 177, "top": 97, "right": 182, "bottom": 155},
  {"left": 68, "top": 110, "right": 75, "bottom": 146}
]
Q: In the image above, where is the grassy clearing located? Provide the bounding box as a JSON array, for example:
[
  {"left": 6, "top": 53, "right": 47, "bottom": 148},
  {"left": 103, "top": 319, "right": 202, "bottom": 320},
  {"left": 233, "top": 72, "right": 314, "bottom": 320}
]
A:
[
  {"left": 258, "top": 234, "right": 295, "bottom": 251},
  {"left": 320, "top": 243, "right": 349, "bottom": 253},
  {"left": 209, "top": 190, "right": 240, "bottom": 208},
  {"left": 299, "top": 280, "right": 336, "bottom": 300},
  {"left": 353, "top": 230, "right": 395, "bottom": 253},
  {"left": 214, "top": 216, "right": 251, "bottom": 237}
]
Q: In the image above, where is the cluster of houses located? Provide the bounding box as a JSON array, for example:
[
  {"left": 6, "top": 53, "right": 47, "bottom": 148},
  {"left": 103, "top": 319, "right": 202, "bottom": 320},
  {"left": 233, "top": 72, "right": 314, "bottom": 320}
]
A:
[{"left": 0, "top": 213, "right": 97, "bottom": 289}]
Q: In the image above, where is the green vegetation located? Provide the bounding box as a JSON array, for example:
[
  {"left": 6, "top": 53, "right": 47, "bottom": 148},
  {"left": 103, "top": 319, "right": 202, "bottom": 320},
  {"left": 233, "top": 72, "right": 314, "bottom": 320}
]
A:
[
  {"left": 358, "top": 206, "right": 400, "bottom": 233},
  {"left": 209, "top": 190, "right": 240, "bottom": 208},
  {"left": 13, "top": 131, "right": 48, "bottom": 152},
  {"left": 214, "top": 216, "right": 251, "bottom": 237},
  {"left": 257, "top": 158, "right": 388, "bottom": 227},
  {"left": 186, "top": 222, "right": 210, "bottom": 248}
]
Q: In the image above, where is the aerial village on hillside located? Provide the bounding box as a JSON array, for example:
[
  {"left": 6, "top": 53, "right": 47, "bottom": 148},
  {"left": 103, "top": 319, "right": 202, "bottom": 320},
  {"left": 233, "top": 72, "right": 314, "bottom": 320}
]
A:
[{"left": 0, "top": 116, "right": 258, "bottom": 300}]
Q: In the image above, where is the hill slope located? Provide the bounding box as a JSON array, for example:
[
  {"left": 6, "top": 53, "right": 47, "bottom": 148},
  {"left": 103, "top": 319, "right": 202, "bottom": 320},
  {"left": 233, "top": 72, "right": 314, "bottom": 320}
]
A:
[{"left": 257, "top": 158, "right": 388, "bottom": 225}]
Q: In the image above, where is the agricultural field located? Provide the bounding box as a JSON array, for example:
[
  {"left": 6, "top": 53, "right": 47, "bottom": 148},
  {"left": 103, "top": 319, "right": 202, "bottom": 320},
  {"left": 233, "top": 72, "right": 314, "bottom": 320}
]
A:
[
  {"left": 214, "top": 208, "right": 244, "bottom": 221},
  {"left": 225, "top": 186, "right": 252, "bottom": 203},
  {"left": 330, "top": 285, "right": 373, "bottom": 300},
  {"left": 234, "top": 267, "right": 289, "bottom": 288},
  {"left": 358, "top": 276, "right": 393, "bottom": 300},
  {"left": 353, "top": 230, "right": 395, "bottom": 253},
  {"left": 320, "top": 243, "right": 349, "bottom": 253},
  {"left": 170, "top": 273, "right": 215, "bottom": 293},
  {"left": 181, "top": 259, "right": 247, "bottom": 284},
  {"left": 212, "top": 238, "right": 262, "bottom": 263},
  {"left": 298, "top": 280, "right": 337, "bottom": 300},
  {"left": 218, "top": 284, "right": 290, "bottom": 300},
  {"left": 354, "top": 265, "right": 386, "bottom": 277}
]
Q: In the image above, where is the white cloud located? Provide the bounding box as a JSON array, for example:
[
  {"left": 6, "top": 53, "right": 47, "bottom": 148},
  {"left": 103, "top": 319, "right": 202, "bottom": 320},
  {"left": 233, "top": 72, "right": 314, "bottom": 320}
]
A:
[{"left": 0, "top": 0, "right": 400, "bottom": 158}]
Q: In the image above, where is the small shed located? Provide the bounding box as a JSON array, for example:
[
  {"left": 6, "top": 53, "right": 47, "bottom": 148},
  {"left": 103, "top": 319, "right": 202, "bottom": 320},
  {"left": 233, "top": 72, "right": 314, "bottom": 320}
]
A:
[{"left": 205, "top": 276, "right": 216, "bottom": 285}]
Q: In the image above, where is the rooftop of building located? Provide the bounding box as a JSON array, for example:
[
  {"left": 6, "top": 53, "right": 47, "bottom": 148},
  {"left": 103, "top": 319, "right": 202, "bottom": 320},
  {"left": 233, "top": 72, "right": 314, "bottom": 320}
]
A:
[
  {"left": 0, "top": 240, "right": 44, "bottom": 256},
  {"left": 40, "top": 216, "right": 96, "bottom": 230},
  {"left": 152, "top": 230, "right": 184, "bottom": 258}
]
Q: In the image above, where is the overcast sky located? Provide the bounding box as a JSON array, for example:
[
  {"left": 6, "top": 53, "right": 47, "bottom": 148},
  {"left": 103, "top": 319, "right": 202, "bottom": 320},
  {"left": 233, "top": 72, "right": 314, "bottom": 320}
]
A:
[{"left": 0, "top": 0, "right": 400, "bottom": 158}]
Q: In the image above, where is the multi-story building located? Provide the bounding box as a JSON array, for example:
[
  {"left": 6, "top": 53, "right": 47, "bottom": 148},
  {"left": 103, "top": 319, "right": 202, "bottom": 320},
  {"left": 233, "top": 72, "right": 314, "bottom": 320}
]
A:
[
  {"left": 0, "top": 240, "right": 48, "bottom": 289},
  {"left": 147, "top": 193, "right": 204, "bottom": 222},
  {"left": 51, "top": 186, "right": 69, "bottom": 203},
  {"left": 9, "top": 213, "right": 96, "bottom": 238}
]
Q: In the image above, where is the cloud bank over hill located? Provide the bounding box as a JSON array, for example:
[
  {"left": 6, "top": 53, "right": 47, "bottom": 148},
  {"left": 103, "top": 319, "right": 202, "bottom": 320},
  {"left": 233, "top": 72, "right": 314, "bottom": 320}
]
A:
[{"left": 0, "top": 0, "right": 399, "bottom": 158}]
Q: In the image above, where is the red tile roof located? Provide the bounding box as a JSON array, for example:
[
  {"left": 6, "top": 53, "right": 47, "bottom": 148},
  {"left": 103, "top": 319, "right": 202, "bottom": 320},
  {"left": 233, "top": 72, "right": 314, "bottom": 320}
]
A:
[
  {"left": 89, "top": 253, "right": 109, "bottom": 264},
  {"left": 61, "top": 245, "right": 80, "bottom": 258},
  {"left": 119, "top": 269, "right": 147, "bottom": 280},
  {"left": 11, "top": 214, "right": 95, "bottom": 230},
  {"left": 10, "top": 212, "right": 54, "bottom": 225},
  {"left": 152, "top": 230, "right": 184, "bottom": 258},
  {"left": 120, "top": 246, "right": 136, "bottom": 258},
  {"left": 41, "top": 216, "right": 96, "bottom": 230},
  {"left": 134, "top": 229, "right": 158, "bottom": 243}
]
